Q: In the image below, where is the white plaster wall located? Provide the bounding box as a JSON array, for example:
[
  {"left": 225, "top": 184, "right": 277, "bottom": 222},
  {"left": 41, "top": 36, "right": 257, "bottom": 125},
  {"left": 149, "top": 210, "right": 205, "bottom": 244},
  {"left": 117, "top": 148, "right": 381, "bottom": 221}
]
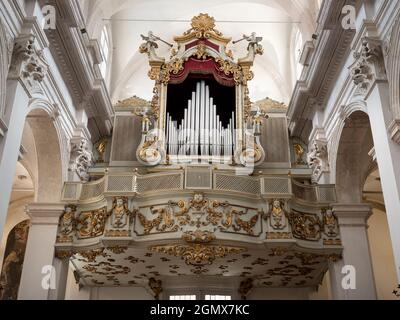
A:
[
  {"left": 367, "top": 208, "right": 398, "bottom": 300},
  {"left": 65, "top": 263, "right": 91, "bottom": 300},
  {"left": 93, "top": 287, "right": 153, "bottom": 300},
  {"left": 309, "top": 272, "right": 331, "bottom": 300}
]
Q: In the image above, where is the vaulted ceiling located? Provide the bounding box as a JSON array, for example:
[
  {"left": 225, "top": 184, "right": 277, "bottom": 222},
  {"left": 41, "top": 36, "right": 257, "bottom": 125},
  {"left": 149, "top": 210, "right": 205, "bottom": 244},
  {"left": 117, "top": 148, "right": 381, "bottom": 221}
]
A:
[{"left": 79, "top": 0, "right": 321, "bottom": 104}]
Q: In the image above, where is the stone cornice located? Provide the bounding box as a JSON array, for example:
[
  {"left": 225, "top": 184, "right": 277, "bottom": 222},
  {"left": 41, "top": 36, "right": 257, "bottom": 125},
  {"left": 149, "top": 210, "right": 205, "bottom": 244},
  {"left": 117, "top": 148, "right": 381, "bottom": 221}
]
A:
[
  {"left": 38, "top": 0, "right": 113, "bottom": 141},
  {"left": 288, "top": 0, "right": 356, "bottom": 141},
  {"left": 26, "top": 203, "right": 65, "bottom": 225},
  {"left": 332, "top": 203, "right": 372, "bottom": 226}
]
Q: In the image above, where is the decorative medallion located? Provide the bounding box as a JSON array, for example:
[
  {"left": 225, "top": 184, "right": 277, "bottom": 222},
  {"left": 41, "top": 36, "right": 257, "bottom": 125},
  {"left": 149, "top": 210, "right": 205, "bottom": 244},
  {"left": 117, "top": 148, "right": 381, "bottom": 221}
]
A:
[{"left": 149, "top": 244, "right": 246, "bottom": 267}]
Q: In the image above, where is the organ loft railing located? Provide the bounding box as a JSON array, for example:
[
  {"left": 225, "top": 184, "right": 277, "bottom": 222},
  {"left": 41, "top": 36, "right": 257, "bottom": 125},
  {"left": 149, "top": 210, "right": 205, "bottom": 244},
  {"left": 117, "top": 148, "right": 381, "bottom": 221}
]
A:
[{"left": 132, "top": 13, "right": 266, "bottom": 166}]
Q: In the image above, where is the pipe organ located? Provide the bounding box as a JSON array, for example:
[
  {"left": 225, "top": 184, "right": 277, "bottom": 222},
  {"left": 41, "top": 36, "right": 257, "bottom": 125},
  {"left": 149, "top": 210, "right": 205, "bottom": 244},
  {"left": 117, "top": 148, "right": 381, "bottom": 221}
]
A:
[
  {"left": 136, "top": 13, "right": 266, "bottom": 167},
  {"left": 57, "top": 14, "right": 342, "bottom": 297},
  {"left": 166, "top": 81, "right": 236, "bottom": 160}
]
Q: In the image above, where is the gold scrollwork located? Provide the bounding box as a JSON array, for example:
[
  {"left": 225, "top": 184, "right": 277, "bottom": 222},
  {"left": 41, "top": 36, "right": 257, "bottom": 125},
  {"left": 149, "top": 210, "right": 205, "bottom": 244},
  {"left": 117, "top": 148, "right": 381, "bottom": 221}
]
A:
[
  {"left": 215, "top": 57, "right": 242, "bottom": 84},
  {"left": 136, "top": 194, "right": 261, "bottom": 236},
  {"left": 83, "top": 262, "right": 130, "bottom": 276},
  {"left": 288, "top": 210, "right": 322, "bottom": 241},
  {"left": 195, "top": 43, "right": 209, "bottom": 60},
  {"left": 161, "top": 58, "right": 184, "bottom": 84},
  {"left": 137, "top": 205, "right": 179, "bottom": 235},
  {"left": 57, "top": 205, "right": 76, "bottom": 243},
  {"left": 174, "top": 14, "right": 231, "bottom": 44},
  {"left": 76, "top": 207, "right": 108, "bottom": 239},
  {"left": 150, "top": 244, "right": 246, "bottom": 267},
  {"left": 182, "top": 230, "right": 216, "bottom": 243},
  {"left": 75, "top": 248, "right": 109, "bottom": 263}
]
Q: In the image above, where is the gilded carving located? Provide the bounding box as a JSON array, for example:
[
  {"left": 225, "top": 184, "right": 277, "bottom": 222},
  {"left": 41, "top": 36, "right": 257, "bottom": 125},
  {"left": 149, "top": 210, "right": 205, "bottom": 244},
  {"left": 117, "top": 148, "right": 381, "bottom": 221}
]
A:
[
  {"left": 114, "top": 95, "right": 151, "bottom": 109},
  {"left": 322, "top": 208, "right": 339, "bottom": 238},
  {"left": 57, "top": 205, "right": 76, "bottom": 243},
  {"left": 149, "top": 244, "right": 246, "bottom": 266},
  {"left": 266, "top": 200, "right": 287, "bottom": 230},
  {"left": 83, "top": 262, "right": 130, "bottom": 275},
  {"left": 76, "top": 249, "right": 109, "bottom": 263},
  {"left": 182, "top": 230, "right": 216, "bottom": 243},
  {"left": 161, "top": 58, "right": 184, "bottom": 84},
  {"left": 215, "top": 57, "right": 241, "bottom": 84},
  {"left": 109, "top": 197, "right": 131, "bottom": 229},
  {"left": 267, "top": 265, "right": 314, "bottom": 277},
  {"left": 137, "top": 205, "right": 178, "bottom": 235},
  {"left": 195, "top": 43, "right": 209, "bottom": 60},
  {"left": 288, "top": 210, "right": 321, "bottom": 241},
  {"left": 174, "top": 13, "right": 231, "bottom": 44},
  {"left": 94, "top": 139, "right": 108, "bottom": 163},
  {"left": 293, "top": 144, "right": 306, "bottom": 165},
  {"left": 136, "top": 195, "right": 261, "bottom": 236},
  {"left": 76, "top": 207, "right": 108, "bottom": 239}
]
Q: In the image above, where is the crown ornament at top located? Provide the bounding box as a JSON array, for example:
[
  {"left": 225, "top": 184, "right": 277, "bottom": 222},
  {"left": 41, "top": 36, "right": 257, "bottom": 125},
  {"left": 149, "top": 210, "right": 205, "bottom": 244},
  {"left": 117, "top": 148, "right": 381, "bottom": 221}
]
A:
[
  {"left": 187, "top": 13, "right": 221, "bottom": 36},
  {"left": 174, "top": 13, "right": 231, "bottom": 44}
]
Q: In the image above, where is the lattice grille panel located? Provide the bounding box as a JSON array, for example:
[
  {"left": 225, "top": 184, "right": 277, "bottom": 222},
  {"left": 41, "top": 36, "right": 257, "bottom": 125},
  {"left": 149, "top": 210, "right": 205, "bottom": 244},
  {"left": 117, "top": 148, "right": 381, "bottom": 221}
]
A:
[
  {"left": 137, "top": 174, "right": 182, "bottom": 193},
  {"left": 80, "top": 180, "right": 105, "bottom": 200},
  {"left": 317, "top": 186, "right": 337, "bottom": 203},
  {"left": 263, "top": 178, "right": 290, "bottom": 194},
  {"left": 107, "top": 175, "right": 134, "bottom": 192},
  {"left": 186, "top": 167, "right": 212, "bottom": 189},
  {"left": 214, "top": 174, "right": 260, "bottom": 195},
  {"left": 63, "top": 183, "right": 78, "bottom": 200}
]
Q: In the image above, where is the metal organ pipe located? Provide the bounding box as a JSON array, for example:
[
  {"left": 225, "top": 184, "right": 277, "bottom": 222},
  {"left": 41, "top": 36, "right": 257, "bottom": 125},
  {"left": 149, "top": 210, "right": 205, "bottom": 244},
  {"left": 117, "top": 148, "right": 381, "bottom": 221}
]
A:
[{"left": 166, "top": 80, "right": 235, "bottom": 161}]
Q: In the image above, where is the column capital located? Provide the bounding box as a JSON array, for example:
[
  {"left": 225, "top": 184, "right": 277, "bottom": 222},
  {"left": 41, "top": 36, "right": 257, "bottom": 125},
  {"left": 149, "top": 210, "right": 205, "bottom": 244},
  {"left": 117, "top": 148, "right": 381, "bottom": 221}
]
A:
[
  {"left": 332, "top": 203, "right": 372, "bottom": 226},
  {"left": 349, "top": 37, "right": 387, "bottom": 98},
  {"left": 25, "top": 203, "right": 65, "bottom": 225}
]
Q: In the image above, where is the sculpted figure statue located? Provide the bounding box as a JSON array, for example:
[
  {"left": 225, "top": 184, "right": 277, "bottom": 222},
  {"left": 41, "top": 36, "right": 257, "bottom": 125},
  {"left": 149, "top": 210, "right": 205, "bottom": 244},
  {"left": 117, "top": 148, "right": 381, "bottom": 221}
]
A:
[
  {"left": 110, "top": 197, "right": 130, "bottom": 229},
  {"left": 70, "top": 139, "right": 93, "bottom": 182}
]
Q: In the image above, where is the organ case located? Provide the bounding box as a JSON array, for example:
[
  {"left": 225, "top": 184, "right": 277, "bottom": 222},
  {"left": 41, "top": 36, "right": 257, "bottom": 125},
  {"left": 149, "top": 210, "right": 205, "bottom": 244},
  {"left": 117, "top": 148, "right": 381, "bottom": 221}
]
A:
[{"left": 136, "top": 13, "right": 266, "bottom": 167}]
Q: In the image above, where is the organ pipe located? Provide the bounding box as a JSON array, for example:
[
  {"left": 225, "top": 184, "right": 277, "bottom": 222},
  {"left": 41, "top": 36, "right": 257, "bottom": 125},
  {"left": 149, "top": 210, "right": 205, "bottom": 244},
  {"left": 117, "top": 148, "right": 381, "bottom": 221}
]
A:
[{"left": 166, "top": 80, "right": 235, "bottom": 159}]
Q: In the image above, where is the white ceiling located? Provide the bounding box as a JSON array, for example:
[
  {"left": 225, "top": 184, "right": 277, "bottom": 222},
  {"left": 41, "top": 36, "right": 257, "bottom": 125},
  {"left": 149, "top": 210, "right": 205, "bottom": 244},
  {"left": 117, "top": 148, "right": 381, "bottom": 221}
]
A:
[{"left": 81, "top": 0, "right": 320, "bottom": 104}]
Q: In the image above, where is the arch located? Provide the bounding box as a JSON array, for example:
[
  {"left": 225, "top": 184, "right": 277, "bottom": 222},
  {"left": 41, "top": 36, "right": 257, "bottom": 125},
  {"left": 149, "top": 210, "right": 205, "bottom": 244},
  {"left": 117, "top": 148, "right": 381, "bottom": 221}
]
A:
[
  {"left": 387, "top": 11, "right": 400, "bottom": 120},
  {"left": 335, "top": 110, "right": 375, "bottom": 203},
  {"left": 329, "top": 101, "right": 368, "bottom": 182},
  {"left": 25, "top": 101, "right": 64, "bottom": 202},
  {"left": 27, "top": 98, "right": 69, "bottom": 183}
]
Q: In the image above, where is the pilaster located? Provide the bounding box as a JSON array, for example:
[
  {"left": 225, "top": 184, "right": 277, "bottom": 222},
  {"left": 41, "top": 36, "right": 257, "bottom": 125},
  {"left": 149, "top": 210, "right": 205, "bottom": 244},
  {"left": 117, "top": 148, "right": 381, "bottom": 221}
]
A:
[
  {"left": 18, "top": 203, "right": 65, "bottom": 300},
  {"left": 329, "top": 204, "right": 377, "bottom": 300}
]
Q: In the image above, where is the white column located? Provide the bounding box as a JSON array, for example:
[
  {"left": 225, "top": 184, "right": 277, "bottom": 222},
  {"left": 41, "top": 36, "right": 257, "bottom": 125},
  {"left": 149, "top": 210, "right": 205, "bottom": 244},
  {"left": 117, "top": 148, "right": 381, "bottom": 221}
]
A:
[
  {"left": 48, "top": 256, "right": 70, "bottom": 300},
  {"left": 365, "top": 81, "right": 400, "bottom": 281},
  {"left": 0, "top": 34, "right": 48, "bottom": 268},
  {"left": 18, "top": 203, "right": 65, "bottom": 300},
  {"left": 0, "top": 81, "right": 30, "bottom": 268},
  {"left": 329, "top": 204, "right": 377, "bottom": 300}
]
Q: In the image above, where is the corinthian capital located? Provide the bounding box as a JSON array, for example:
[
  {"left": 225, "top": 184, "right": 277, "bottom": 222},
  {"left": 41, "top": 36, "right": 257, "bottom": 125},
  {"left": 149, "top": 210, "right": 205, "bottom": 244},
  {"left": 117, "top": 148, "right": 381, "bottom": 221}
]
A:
[
  {"left": 8, "top": 34, "right": 48, "bottom": 95},
  {"left": 349, "top": 37, "right": 387, "bottom": 96}
]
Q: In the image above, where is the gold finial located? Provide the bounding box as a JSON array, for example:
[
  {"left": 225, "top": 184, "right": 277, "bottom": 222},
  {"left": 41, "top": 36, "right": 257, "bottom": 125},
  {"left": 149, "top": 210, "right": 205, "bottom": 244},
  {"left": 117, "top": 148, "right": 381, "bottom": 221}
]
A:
[{"left": 190, "top": 13, "right": 218, "bottom": 34}]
